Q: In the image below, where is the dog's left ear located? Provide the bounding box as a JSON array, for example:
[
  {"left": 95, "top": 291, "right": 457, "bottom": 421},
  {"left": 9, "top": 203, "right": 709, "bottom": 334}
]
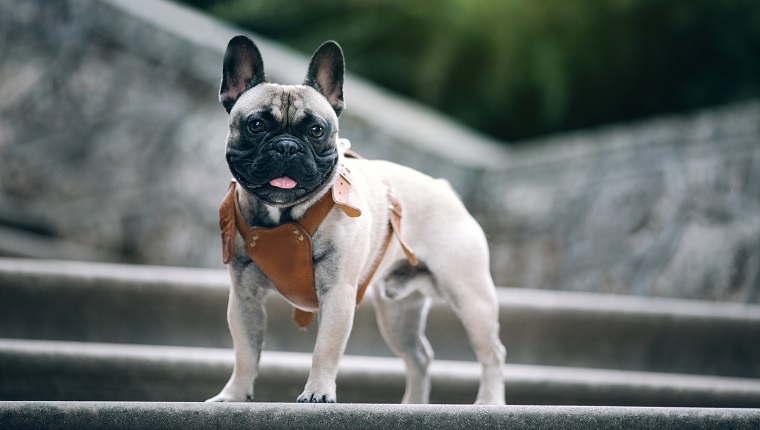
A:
[
  {"left": 304, "top": 41, "right": 345, "bottom": 116},
  {"left": 220, "top": 35, "right": 266, "bottom": 113}
]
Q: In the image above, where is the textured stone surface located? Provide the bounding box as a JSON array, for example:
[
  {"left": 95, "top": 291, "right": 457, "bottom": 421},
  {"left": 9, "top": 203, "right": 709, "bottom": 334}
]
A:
[
  {"left": 1, "top": 402, "right": 759, "bottom": 430},
  {"left": 480, "top": 103, "right": 760, "bottom": 302},
  {"left": 0, "top": 0, "right": 758, "bottom": 303},
  {"left": 0, "top": 0, "right": 229, "bottom": 266}
]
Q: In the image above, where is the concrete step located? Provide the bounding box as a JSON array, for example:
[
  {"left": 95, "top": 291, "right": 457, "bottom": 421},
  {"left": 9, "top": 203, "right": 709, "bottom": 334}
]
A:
[
  {"left": 2, "top": 258, "right": 759, "bottom": 377},
  {"left": 2, "top": 339, "right": 760, "bottom": 407},
  {"left": 0, "top": 226, "right": 124, "bottom": 263},
  {"left": 1, "top": 402, "right": 759, "bottom": 430}
]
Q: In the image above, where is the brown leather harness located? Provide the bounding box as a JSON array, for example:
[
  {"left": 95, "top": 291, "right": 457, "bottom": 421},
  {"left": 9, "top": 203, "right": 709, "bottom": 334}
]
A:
[{"left": 219, "top": 163, "right": 418, "bottom": 329}]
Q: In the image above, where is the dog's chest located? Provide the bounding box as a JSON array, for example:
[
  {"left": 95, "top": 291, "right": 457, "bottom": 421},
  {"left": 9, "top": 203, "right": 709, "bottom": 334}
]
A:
[{"left": 242, "top": 221, "right": 319, "bottom": 310}]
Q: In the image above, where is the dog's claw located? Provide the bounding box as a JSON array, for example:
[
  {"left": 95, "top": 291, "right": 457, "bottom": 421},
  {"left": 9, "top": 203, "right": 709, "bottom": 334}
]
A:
[{"left": 297, "top": 392, "right": 336, "bottom": 403}]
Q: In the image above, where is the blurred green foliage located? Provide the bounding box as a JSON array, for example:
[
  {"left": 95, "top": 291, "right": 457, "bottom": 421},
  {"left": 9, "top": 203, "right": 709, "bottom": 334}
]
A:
[{"left": 182, "top": 0, "right": 760, "bottom": 142}]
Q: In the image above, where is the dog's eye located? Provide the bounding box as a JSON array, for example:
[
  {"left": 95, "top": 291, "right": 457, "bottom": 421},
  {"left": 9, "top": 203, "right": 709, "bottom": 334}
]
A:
[
  {"left": 309, "top": 125, "right": 324, "bottom": 138},
  {"left": 248, "top": 120, "right": 265, "bottom": 134}
]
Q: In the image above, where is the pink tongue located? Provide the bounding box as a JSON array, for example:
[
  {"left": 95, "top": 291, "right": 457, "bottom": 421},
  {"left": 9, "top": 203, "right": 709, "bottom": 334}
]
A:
[{"left": 269, "top": 176, "right": 297, "bottom": 189}]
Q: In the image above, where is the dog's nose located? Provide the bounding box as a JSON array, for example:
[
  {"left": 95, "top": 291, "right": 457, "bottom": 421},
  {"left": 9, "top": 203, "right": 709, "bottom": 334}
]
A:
[{"left": 273, "top": 140, "right": 299, "bottom": 155}]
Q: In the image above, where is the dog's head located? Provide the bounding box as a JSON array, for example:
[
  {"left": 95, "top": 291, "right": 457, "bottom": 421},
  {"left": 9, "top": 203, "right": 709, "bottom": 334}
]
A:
[{"left": 219, "top": 36, "right": 345, "bottom": 207}]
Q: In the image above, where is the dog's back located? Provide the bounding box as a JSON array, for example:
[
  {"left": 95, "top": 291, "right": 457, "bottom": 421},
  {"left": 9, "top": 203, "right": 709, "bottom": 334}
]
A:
[{"left": 345, "top": 157, "right": 490, "bottom": 268}]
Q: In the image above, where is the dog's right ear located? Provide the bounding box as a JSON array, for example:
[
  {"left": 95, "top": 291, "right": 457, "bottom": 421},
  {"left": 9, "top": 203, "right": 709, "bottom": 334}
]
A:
[{"left": 220, "top": 35, "right": 266, "bottom": 113}]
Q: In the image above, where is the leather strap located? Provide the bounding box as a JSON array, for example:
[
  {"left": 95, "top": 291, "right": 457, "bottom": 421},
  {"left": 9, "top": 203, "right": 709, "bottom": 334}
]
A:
[
  {"left": 387, "top": 184, "right": 418, "bottom": 265},
  {"left": 332, "top": 167, "right": 361, "bottom": 218},
  {"left": 353, "top": 181, "right": 418, "bottom": 305},
  {"left": 296, "top": 188, "right": 338, "bottom": 236},
  {"left": 219, "top": 182, "right": 238, "bottom": 265},
  {"left": 222, "top": 165, "right": 361, "bottom": 255},
  {"left": 246, "top": 222, "right": 317, "bottom": 311},
  {"left": 219, "top": 163, "right": 416, "bottom": 329},
  {"left": 344, "top": 148, "right": 364, "bottom": 160}
]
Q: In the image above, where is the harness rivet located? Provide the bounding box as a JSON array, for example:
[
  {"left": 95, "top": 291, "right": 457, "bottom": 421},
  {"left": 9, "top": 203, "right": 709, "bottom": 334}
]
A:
[
  {"left": 298, "top": 235, "right": 304, "bottom": 241},
  {"left": 249, "top": 241, "right": 256, "bottom": 248},
  {"left": 252, "top": 234, "right": 259, "bottom": 240},
  {"left": 292, "top": 229, "right": 299, "bottom": 235}
]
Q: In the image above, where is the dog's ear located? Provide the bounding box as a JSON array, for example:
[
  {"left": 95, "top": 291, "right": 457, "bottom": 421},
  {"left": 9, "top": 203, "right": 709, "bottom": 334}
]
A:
[
  {"left": 220, "top": 35, "right": 266, "bottom": 113},
  {"left": 304, "top": 41, "right": 345, "bottom": 116}
]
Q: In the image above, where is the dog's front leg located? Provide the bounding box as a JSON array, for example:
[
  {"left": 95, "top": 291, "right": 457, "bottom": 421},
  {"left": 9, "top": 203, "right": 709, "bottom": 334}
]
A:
[
  {"left": 297, "top": 284, "right": 356, "bottom": 403},
  {"left": 207, "top": 277, "right": 267, "bottom": 402}
]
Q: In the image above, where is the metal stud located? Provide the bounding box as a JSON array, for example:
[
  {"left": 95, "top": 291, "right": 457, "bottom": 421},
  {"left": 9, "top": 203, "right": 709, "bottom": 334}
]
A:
[
  {"left": 292, "top": 229, "right": 299, "bottom": 235},
  {"left": 298, "top": 235, "right": 304, "bottom": 241}
]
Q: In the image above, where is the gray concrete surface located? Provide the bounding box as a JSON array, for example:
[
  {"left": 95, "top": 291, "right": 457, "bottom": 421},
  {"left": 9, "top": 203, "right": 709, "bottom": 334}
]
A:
[
  {"left": 1, "top": 402, "right": 759, "bottom": 430},
  {"left": 2, "top": 258, "right": 759, "bottom": 377},
  {"left": 3, "top": 339, "right": 760, "bottom": 407}
]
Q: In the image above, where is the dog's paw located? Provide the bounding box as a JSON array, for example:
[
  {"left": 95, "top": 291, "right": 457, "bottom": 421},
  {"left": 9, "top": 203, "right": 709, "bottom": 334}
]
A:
[
  {"left": 297, "top": 391, "right": 336, "bottom": 403},
  {"left": 206, "top": 390, "right": 253, "bottom": 402},
  {"left": 474, "top": 387, "right": 506, "bottom": 405},
  {"left": 474, "top": 397, "right": 506, "bottom": 406}
]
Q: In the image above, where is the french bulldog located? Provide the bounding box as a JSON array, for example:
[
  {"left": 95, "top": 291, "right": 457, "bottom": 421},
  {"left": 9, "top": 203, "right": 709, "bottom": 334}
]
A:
[{"left": 207, "top": 35, "right": 506, "bottom": 404}]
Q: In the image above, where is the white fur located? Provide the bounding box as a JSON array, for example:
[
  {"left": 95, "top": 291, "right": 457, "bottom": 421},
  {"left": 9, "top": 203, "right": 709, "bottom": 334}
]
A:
[
  {"left": 212, "top": 36, "right": 503, "bottom": 403},
  {"left": 208, "top": 154, "right": 506, "bottom": 404}
]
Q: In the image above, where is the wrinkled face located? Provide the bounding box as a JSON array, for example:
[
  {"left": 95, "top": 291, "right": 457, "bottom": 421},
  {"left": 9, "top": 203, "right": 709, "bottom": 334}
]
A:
[{"left": 226, "top": 83, "right": 340, "bottom": 206}]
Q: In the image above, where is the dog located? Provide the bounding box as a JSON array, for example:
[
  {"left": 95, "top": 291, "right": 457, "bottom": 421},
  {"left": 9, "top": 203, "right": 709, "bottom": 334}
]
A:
[{"left": 207, "top": 35, "right": 506, "bottom": 404}]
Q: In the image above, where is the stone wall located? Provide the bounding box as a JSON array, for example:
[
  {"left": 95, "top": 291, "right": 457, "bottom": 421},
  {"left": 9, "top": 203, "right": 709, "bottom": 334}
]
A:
[
  {"left": 479, "top": 103, "right": 760, "bottom": 302},
  {"left": 1, "top": 0, "right": 758, "bottom": 302},
  {"left": 0, "top": 0, "right": 228, "bottom": 265}
]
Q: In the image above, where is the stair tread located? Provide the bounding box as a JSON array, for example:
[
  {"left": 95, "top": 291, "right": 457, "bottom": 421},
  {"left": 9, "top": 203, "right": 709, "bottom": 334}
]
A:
[
  {"left": 3, "top": 258, "right": 759, "bottom": 321},
  {"left": 2, "top": 338, "right": 760, "bottom": 407},
  {"left": 2, "top": 258, "right": 760, "bottom": 378},
  {"left": 2, "top": 401, "right": 758, "bottom": 430}
]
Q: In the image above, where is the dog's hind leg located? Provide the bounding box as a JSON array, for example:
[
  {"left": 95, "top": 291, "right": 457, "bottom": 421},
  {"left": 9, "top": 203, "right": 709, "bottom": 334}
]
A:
[
  {"left": 420, "top": 213, "right": 507, "bottom": 405},
  {"left": 373, "top": 281, "right": 434, "bottom": 404},
  {"left": 438, "top": 271, "right": 506, "bottom": 405}
]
